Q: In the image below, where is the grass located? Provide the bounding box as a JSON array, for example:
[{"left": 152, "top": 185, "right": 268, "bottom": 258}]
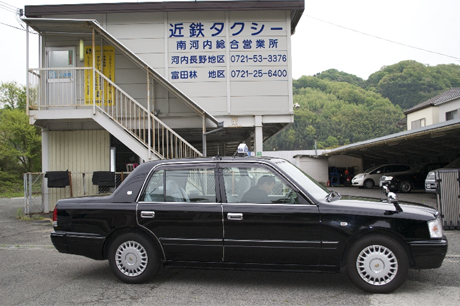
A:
[
  {"left": 0, "top": 179, "right": 24, "bottom": 198},
  {"left": 17, "top": 208, "right": 30, "bottom": 221},
  {"left": 0, "top": 180, "right": 41, "bottom": 198},
  {"left": 0, "top": 191, "right": 24, "bottom": 198},
  {"left": 16, "top": 208, "right": 44, "bottom": 221}
]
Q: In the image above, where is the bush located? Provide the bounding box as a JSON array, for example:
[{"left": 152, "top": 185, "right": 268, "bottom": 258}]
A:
[{"left": 0, "top": 170, "right": 23, "bottom": 197}]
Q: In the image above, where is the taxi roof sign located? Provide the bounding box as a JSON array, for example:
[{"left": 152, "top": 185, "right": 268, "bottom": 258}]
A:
[{"left": 237, "top": 143, "right": 250, "bottom": 157}]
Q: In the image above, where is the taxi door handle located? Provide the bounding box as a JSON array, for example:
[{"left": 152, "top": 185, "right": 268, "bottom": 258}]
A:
[
  {"left": 227, "top": 213, "right": 243, "bottom": 221},
  {"left": 141, "top": 211, "right": 155, "bottom": 219}
]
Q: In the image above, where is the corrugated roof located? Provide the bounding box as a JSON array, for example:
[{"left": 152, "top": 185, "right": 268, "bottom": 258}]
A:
[
  {"left": 404, "top": 87, "right": 460, "bottom": 114},
  {"left": 24, "top": 0, "right": 305, "bottom": 35},
  {"left": 324, "top": 117, "right": 460, "bottom": 164}
]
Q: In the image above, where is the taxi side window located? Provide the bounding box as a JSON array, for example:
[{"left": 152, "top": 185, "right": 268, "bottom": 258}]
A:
[
  {"left": 223, "top": 166, "right": 298, "bottom": 204},
  {"left": 140, "top": 167, "right": 216, "bottom": 203}
]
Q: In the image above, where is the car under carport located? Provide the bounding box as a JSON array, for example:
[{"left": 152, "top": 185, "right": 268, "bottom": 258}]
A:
[{"left": 323, "top": 118, "right": 460, "bottom": 167}]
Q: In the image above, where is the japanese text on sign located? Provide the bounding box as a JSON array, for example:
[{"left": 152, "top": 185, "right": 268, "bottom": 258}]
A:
[
  {"left": 168, "top": 20, "right": 288, "bottom": 82},
  {"left": 84, "top": 46, "right": 115, "bottom": 105},
  {"left": 169, "top": 22, "right": 283, "bottom": 38}
]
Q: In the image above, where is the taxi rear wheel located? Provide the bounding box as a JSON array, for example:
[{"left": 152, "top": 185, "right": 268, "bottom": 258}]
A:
[
  {"left": 108, "top": 233, "right": 160, "bottom": 284},
  {"left": 346, "top": 235, "right": 408, "bottom": 293}
]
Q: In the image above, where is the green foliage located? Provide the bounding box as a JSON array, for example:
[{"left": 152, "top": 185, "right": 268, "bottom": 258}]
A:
[
  {"left": 267, "top": 61, "right": 459, "bottom": 151},
  {"left": 0, "top": 81, "right": 27, "bottom": 110},
  {"left": 364, "top": 61, "right": 460, "bottom": 110},
  {"left": 265, "top": 77, "right": 404, "bottom": 150},
  {"left": 0, "top": 170, "right": 23, "bottom": 197},
  {"left": 314, "top": 69, "right": 365, "bottom": 88},
  {"left": 16, "top": 208, "right": 30, "bottom": 221},
  {"left": 0, "top": 109, "right": 42, "bottom": 173},
  {"left": 0, "top": 82, "right": 42, "bottom": 188}
]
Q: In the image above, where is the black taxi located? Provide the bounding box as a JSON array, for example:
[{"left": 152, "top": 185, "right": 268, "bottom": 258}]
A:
[{"left": 51, "top": 151, "right": 447, "bottom": 293}]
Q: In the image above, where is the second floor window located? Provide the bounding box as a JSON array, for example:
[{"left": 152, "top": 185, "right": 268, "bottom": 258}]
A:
[
  {"left": 411, "top": 118, "right": 425, "bottom": 129},
  {"left": 446, "top": 109, "right": 458, "bottom": 121}
]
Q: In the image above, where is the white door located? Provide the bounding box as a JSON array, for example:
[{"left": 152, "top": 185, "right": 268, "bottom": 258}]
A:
[{"left": 46, "top": 47, "right": 76, "bottom": 106}]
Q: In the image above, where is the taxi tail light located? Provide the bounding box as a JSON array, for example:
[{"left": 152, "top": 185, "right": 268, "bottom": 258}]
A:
[{"left": 52, "top": 207, "right": 58, "bottom": 227}]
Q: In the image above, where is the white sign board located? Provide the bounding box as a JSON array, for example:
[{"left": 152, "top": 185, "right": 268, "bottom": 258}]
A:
[{"left": 167, "top": 16, "right": 289, "bottom": 83}]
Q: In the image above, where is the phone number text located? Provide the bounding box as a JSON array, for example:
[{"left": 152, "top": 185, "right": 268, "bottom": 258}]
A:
[
  {"left": 230, "top": 54, "right": 287, "bottom": 63},
  {"left": 231, "top": 69, "right": 288, "bottom": 78}
]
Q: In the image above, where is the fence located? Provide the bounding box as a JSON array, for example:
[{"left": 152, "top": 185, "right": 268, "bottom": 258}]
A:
[
  {"left": 436, "top": 169, "right": 460, "bottom": 230},
  {"left": 23, "top": 173, "right": 45, "bottom": 215},
  {"left": 23, "top": 171, "right": 130, "bottom": 215}
]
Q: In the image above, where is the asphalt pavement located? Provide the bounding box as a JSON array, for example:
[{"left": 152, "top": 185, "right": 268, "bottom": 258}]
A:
[{"left": 0, "top": 188, "right": 459, "bottom": 306}]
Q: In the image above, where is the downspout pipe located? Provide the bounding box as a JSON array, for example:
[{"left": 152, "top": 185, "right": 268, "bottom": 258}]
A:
[
  {"left": 26, "top": 24, "right": 29, "bottom": 115},
  {"left": 202, "top": 121, "right": 224, "bottom": 157}
]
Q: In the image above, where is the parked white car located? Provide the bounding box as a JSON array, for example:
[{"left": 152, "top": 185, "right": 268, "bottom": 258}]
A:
[
  {"left": 425, "top": 157, "right": 460, "bottom": 193},
  {"left": 352, "top": 164, "right": 413, "bottom": 189}
]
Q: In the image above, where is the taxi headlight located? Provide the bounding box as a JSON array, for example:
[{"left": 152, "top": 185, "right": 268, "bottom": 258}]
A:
[{"left": 428, "top": 218, "right": 443, "bottom": 238}]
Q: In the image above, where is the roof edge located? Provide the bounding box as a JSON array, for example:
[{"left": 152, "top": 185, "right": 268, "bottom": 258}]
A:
[
  {"left": 325, "top": 117, "right": 460, "bottom": 156},
  {"left": 24, "top": 1, "right": 304, "bottom": 34},
  {"left": 404, "top": 87, "right": 460, "bottom": 115}
]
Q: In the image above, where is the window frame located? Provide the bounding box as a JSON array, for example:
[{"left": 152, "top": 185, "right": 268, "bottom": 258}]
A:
[
  {"left": 411, "top": 118, "right": 426, "bottom": 129},
  {"left": 446, "top": 109, "right": 459, "bottom": 121},
  {"left": 218, "top": 162, "right": 305, "bottom": 205},
  {"left": 138, "top": 162, "right": 219, "bottom": 203}
]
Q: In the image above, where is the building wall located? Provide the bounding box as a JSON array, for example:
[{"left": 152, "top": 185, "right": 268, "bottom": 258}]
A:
[
  {"left": 42, "top": 10, "right": 294, "bottom": 126},
  {"left": 407, "top": 106, "right": 438, "bottom": 130},
  {"left": 293, "top": 156, "right": 329, "bottom": 185},
  {"left": 328, "top": 154, "right": 363, "bottom": 173},
  {"left": 36, "top": 6, "right": 296, "bottom": 209},
  {"left": 47, "top": 130, "right": 110, "bottom": 210},
  {"left": 438, "top": 98, "right": 460, "bottom": 122},
  {"left": 262, "top": 150, "right": 326, "bottom": 164}
]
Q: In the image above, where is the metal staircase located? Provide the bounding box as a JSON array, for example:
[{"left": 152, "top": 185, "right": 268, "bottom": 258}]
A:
[
  {"left": 93, "top": 69, "right": 202, "bottom": 160},
  {"left": 27, "top": 67, "right": 203, "bottom": 161}
]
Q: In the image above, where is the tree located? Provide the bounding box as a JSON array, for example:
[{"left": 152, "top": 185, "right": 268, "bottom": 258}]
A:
[
  {"left": 364, "top": 61, "right": 460, "bottom": 110},
  {"left": 265, "top": 77, "right": 404, "bottom": 151},
  {"left": 0, "top": 82, "right": 41, "bottom": 176},
  {"left": 0, "top": 109, "right": 41, "bottom": 173},
  {"left": 315, "top": 69, "right": 365, "bottom": 88},
  {"left": 0, "top": 81, "right": 27, "bottom": 110}
]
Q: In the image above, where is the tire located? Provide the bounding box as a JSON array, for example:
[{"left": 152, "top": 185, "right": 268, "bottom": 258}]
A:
[
  {"left": 363, "top": 179, "right": 374, "bottom": 189},
  {"left": 398, "top": 180, "right": 412, "bottom": 193},
  {"left": 108, "top": 233, "right": 160, "bottom": 284},
  {"left": 346, "top": 235, "right": 409, "bottom": 293}
]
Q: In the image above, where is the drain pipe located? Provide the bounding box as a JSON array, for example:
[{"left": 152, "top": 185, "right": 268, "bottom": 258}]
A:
[{"left": 202, "top": 121, "right": 224, "bottom": 157}]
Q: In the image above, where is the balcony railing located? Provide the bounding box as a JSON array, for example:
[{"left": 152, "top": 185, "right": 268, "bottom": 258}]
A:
[{"left": 28, "top": 67, "right": 202, "bottom": 159}]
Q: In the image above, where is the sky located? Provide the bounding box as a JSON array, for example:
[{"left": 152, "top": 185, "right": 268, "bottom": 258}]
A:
[{"left": 1, "top": 0, "right": 459, "bottom": 85}]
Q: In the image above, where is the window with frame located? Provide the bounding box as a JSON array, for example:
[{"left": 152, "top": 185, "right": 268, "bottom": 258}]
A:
[
  {"left": 411, "top": 118, "right": 425, "bottom": 129},
  {"left": 222, "top": 166, "right": 298, "bottom": 204},
  {"left": 446, "top": 109, "right": 458, "bottom": 121},
  {"left": 139, "top": 167, "right": 216, "bottom": 203}
]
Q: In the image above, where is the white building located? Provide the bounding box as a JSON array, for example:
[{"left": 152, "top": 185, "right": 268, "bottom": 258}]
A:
[
  {"left": 23, "top": 0, "right": 304, "bottom": 210},
  {"left": 405, "top": 88, "right": 460, "bottom": 130}
]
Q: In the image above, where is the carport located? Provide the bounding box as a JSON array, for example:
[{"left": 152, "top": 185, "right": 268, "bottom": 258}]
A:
[{"left": 323, "top": 118, "right": 460, "bottom": 167}]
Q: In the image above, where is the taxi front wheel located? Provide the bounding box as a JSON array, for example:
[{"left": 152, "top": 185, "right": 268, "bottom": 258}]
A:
[{"left": 346, "top": 235, "right": 409, "bottom": 293}]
